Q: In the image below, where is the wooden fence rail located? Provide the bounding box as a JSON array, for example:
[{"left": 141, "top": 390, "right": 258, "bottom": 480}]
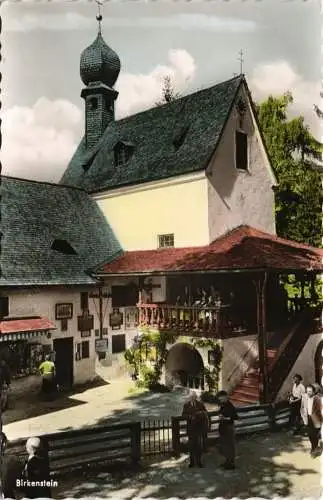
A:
[{"left": 6, "top": 402, "right": 291, "bottom": 474}]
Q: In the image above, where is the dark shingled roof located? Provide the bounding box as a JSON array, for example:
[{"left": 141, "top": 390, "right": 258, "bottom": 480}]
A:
[
  {"left": 60, "top": 75, "right": 243, "bottom": 193},
  {"left": 0, "top": 177, "right": 122, "bottom": 286}
]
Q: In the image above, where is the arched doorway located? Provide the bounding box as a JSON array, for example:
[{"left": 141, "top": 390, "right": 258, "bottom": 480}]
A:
[
  {"left": 314, "top": 341, "right": 323, "bottom": 386},
  {"left": 165, "top": 342, "right": 204, "bottom": 390}
]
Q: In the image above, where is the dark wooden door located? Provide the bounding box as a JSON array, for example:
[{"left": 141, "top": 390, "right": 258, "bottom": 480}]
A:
[{"left": 53, "top": 337, "right": 74, "bottom": 389}]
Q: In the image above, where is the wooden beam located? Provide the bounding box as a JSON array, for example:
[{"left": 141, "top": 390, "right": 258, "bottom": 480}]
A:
[{"left": 253, "top": 272, "right": 268, "bottom": 404}]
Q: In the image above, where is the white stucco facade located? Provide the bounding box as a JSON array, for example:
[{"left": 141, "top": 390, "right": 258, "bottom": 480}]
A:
[{"left": 207, "top": 87, "right": 277, "bottom": 241}]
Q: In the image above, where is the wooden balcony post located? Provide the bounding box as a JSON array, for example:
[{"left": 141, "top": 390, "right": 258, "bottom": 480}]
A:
[{"left": 253, "top": 272, "right": 269, "bottom": 404}]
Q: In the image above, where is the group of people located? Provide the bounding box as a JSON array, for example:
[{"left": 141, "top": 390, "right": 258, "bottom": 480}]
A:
[
  {"left": 0, "top": 435, "right": 52, "bottom": 499},
  {"left": 289, "top": 374, "right": 322, "bottom": 456},
  {"left": 182, "top": 390, "right": 237, "bottom": 470}
]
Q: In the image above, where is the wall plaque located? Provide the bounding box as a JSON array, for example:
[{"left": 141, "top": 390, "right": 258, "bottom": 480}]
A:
[
  {"left": 55, "top": 303, "right": 73, "bottom": 320},
  {"left": 109, "top": 308, "right": 123, "bottom": 330}
]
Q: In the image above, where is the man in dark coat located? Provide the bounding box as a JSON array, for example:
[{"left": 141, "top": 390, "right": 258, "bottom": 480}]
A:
[
  {"left": 217, "top": 390, "right": 238, "bottom": 470},
  {"left": 182, "top": 391, "right": 208, "bottom": 468},
  {"left": 20, "top": 437, "right": 52, "bottom": 498}
]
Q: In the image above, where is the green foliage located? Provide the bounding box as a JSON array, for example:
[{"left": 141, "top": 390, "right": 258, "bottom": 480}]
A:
[
  {"left": 124, "top": 327, "right": 175, "bottom": 390},
  {"left": 256, "top": 93, "right": 323, "bottom": 247},
  {"left": 124, "top": 329, "right": 223, "bottom": 393},
  {"left": 193, "top": 339, "right": 222, "bottom": 394}
]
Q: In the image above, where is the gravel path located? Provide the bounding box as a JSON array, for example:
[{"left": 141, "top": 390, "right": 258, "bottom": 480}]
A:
[
  {"left": 53, "top": 433, "right": 322, "bottom": 499},
  {"left": 3, "top": 380, "right": 216, "bottom": 440}
]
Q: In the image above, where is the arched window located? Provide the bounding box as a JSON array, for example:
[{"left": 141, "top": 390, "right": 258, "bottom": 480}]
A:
[{"left": 88, "top": 97, "right": 98, "bottom": 110}]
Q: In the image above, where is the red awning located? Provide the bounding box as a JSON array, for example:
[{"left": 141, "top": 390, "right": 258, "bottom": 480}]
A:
[
  {"left": 0, "top": 317, "right": 56, "bottom": 341},
  {"left": 97, "top": 225, "right": 323, "bottom": 275}
]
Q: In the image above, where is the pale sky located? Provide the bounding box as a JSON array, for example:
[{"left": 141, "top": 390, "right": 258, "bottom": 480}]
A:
[{"left": 1, "top": 0, "right": 321, "bottom": 183}]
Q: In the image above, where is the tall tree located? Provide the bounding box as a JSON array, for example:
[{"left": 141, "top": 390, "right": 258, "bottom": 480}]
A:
[
  {"left": 256, "top": 93, "right": 323, "bottom": 247},
  {"left": 156, "top": 75, "right": 181, "bottom": 106}
]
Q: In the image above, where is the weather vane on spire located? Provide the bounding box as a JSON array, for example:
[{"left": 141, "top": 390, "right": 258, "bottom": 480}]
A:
[
  {"left": 95, "top": 0, "right": 103, "bottom": 34},
  {"left": 238, "top": 49, "right": 244, "bottom": 75}
]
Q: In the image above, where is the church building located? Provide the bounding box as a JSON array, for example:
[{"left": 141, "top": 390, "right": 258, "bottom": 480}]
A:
[{"left": 1, "top": 17, "right": 322, "bottom": 404}]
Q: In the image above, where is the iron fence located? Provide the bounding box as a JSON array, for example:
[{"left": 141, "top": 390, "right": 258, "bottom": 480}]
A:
[{"left": 141, "top": 418, "right": 172, "bottom": 457}]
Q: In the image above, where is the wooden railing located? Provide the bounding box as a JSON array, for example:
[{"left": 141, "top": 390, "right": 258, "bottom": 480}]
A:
[
  {"left": 6, "top": 402, "right": 291, "bottom": 474},
  {"left": 6, "top": 421, "right": 141, "bottom": 475},
  {"left": 267, "top": 308, "right": 317, "bottom": 401},
  {"left": 138, "top": 303, "right": 250, "bottom": 338}
]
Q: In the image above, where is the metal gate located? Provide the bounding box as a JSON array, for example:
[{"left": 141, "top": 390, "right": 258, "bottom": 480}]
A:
[{"left": 141, "top": 419, "right": 172, "bottom": 457}]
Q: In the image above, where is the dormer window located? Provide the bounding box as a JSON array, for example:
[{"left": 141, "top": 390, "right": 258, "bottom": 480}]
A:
[
  {"left": 51, "top": 239, "right": 77, "bottom": 255},
  {"left": 114, "top": 141, "right": 134, "bottom": 167},
  {"left": 235, "top": 130, "right": 248, "bottom": 171},
  {"left": 173, "top": 125, "right": 189, "bottom": 150}
]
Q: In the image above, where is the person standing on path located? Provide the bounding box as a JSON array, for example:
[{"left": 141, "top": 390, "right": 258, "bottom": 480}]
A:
[
  {"left": 300, "top": 384, "right": 322, "bottom": 457},
  {"left": 288, "top": 374, "right": 305, "bottom": 434},
  {"left": 39, "top": 355, "right": 56, "bottom": 399},
  {"left": 182, "top": 391, "right": 208, "bottom": 468},
  {"left": 217, "top": 390, "right": 238, "bottom": 470}
]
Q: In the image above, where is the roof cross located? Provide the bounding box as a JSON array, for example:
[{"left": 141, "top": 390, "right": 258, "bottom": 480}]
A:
[{"left": 238, "top": 49, "right": 244, "bottom": 75}]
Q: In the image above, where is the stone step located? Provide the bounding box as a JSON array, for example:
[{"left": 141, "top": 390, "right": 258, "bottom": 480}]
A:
[
  {"left": 230, "top": 394, "right": 259, "bottom": 405},
  {"left": 231, "top": 387, "right": 260, "bottom": 398}
]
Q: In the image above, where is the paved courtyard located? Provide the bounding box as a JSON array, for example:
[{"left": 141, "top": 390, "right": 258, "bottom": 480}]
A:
[
  {"left": 54, "top": 432, "right": 321, "bottom": 499},
  {"left": 3, "top": 378, "right": 212, "bottom": 441}
]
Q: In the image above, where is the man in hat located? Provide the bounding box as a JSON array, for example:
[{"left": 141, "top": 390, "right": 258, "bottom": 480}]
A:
[
  {"left": 182, "top": 391, "right": 208, "bottom": 468},
  {"left": 20, "top": 437, "right": 52, "bottom": 498}
]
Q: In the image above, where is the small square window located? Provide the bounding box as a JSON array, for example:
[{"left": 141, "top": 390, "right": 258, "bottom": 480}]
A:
[
  {"left": 235, "top": 131, "right": 248, "bottom": 171},
  {"left": 158, "top": 234, "right": 174, "bottom": 248}
]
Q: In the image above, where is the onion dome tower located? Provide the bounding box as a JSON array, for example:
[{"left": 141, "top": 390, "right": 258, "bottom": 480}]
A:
[{"left": 80, "top": 5, "right": 121, "bottom": 149}]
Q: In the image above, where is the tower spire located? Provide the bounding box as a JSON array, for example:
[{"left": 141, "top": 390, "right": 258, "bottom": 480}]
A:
[{"left": 95, "top": 0, "right": 103, "bottom": 34}]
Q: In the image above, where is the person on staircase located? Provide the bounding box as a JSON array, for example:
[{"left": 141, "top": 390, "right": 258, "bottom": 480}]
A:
[
  {"left": 300, "top": 384, "right": 322, "bottom": 457},
  {"left": 288, "top": 374, "right": 305, "bottom": 434},
  {"left": 217, "top": 390, "right": 238, "bottom": 470}
]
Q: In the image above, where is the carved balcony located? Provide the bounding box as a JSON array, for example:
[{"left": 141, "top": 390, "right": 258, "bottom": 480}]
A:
[{"left": 137, "top": 303, "right": 249, "bottom": 338}]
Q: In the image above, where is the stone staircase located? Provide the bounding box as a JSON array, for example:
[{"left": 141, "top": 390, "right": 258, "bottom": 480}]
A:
[{"left": 230, "top": 348, "right": 277, "bottom": 406}]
